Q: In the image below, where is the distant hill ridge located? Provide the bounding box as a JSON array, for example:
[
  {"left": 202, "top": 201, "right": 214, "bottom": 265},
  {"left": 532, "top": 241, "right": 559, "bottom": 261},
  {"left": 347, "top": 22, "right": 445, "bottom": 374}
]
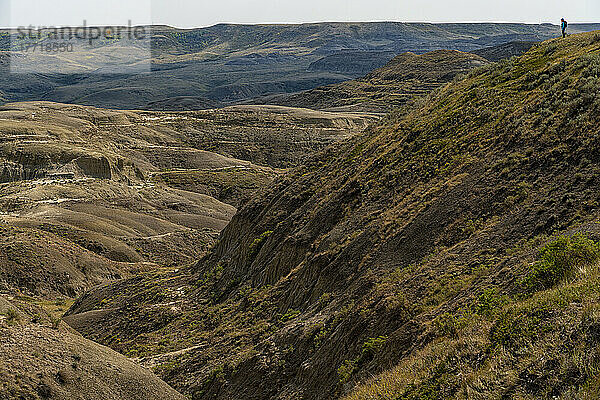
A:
[
  {"left": 472, "top": 40, "right": 538, "bottom": 62},
  {"left": 263, "top": 49, "right": 490, "bottom": 113},
  {"left": 1, "top": 22, "right": 599, "bottom": 109}
]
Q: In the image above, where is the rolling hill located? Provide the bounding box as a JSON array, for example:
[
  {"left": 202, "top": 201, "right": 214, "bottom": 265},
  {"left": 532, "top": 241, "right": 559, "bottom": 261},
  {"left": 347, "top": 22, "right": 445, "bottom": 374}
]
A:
[
  {"left": 263, "top": 50, "right": 489, "bottom": 113},
  {"left": 0, "top": 101, "right": 373, "bottom": 298},
  {"left": 0, "top": 296, "right": 184, "bottom": 400},
  {"left": 64, "top": 30, "right": 600, "bottom": 400},
  {"left": 2, "top": 23, "right": 599, "bottom": 110}
]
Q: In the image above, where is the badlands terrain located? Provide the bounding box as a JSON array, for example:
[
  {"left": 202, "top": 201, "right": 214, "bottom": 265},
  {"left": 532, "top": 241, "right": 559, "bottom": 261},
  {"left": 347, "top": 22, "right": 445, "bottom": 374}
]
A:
[
  {"left": 0, "top": 99, "right": 374, "bottom": 399},
  {"left": 3, "top": 22, "right": 600, "bottom": 400},
  {"left": 67, "top": 31, "right": 600, "bottom": 399}
]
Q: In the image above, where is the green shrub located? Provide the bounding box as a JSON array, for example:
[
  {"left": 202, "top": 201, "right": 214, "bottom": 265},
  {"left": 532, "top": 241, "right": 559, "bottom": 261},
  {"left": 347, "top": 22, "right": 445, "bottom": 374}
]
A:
[
  {"left": 318, "top": 292, "right": 332, "bottom": 306},
  {"left": 490, "top": 306, "right": 551, "bottom": 348},
  {"left": 313, "top": 323, "right": 328, "bottom": 349},
  {"left": 248, "top": 231, "right": 273, "bottom": 260},
  {"left": 433, "top": 312, "right": 460, "bottom": 337},
  {"left": 337, "top": 336, "right": 388, "bottom": 384},
  {"left": 475, "top": 288, "right": 508, "bottom": 318},
  {"left": 361, "top": 336, "right": 387, "bottom": 357},
  {"left": 523, "top": 233, "right": 600, "bottom": 292},
  {"left": 31, "top": 313, "right": 41, "bottom": 324},
  {"left": 50, "top": 315, "right": 61, "bottom": 329},
  {"left": 3, "top": 308, "right": 19, "bottom": 325},
  {"left": 278, "top": 309, "right": 300, "bottom": 323},
  {"left": 338, "top": 359, "right": 357, "bottom": 384}
]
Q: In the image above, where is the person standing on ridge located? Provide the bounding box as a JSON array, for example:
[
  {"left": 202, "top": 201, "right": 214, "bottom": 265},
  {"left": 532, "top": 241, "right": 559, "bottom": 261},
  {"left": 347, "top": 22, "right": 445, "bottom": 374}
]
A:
[{"left": 561, "top": 18, "right": 568, "bottom": 38}]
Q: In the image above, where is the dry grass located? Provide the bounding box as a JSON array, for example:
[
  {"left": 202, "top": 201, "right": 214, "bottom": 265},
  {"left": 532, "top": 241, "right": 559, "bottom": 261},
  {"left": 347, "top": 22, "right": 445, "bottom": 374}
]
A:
[{"left": 344, "top": 245, "right": 600, "bottom": 400}]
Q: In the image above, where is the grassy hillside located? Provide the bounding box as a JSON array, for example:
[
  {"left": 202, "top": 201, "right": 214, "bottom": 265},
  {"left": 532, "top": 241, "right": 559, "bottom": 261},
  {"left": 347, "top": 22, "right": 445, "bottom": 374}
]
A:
[
  {"left": 65, "top": 30, "right": 600, "bottom": 399},
  {"left": 2, "top": 23, "right": 598, "bottom": 109}
]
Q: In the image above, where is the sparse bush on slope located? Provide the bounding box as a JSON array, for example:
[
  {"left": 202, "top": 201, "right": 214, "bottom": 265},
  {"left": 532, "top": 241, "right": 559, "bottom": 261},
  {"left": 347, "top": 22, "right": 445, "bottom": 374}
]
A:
[
  {"left": 523, "top": 234, "right": 600, "bottom": 292},
  {"left": 346, "top": 234, "right": 600, "bottom": 399}
]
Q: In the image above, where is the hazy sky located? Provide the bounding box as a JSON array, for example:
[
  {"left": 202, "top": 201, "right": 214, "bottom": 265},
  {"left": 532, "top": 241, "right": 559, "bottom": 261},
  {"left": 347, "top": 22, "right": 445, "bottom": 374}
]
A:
[{"left": 1, "top": 0, "right": 599, "bottom": 28}]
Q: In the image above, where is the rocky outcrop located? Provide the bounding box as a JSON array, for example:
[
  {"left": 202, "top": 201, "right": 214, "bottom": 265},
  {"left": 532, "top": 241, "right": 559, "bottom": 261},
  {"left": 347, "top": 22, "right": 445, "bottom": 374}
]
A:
[
  {"left": 75, "top": 155, "right": 112, "bottom": 180},
  {"left": 0, "top": 159, "right": 29, "bottom": 182},
  {"left": 0, "top": 153, "right": 113, "bottom": 182}
]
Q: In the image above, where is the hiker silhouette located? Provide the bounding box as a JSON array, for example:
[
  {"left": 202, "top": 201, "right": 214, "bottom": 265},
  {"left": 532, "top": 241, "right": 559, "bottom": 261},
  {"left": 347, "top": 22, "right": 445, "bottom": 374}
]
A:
[{"left": 561, "top": 18, "right": 568, "bottom": 38}]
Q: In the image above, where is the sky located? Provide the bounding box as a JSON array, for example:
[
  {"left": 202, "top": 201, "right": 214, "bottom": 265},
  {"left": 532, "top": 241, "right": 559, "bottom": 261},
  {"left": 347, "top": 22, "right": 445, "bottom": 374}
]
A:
[{"left": 1, "top": 0, "right": 599, "bottom": 28}]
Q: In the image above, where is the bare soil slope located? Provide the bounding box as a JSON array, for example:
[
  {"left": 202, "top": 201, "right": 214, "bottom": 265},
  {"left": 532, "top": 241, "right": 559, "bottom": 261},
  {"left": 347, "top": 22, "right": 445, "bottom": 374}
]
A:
[{"left": 0, "top": 296, "right": 184, "bottom": 400}]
